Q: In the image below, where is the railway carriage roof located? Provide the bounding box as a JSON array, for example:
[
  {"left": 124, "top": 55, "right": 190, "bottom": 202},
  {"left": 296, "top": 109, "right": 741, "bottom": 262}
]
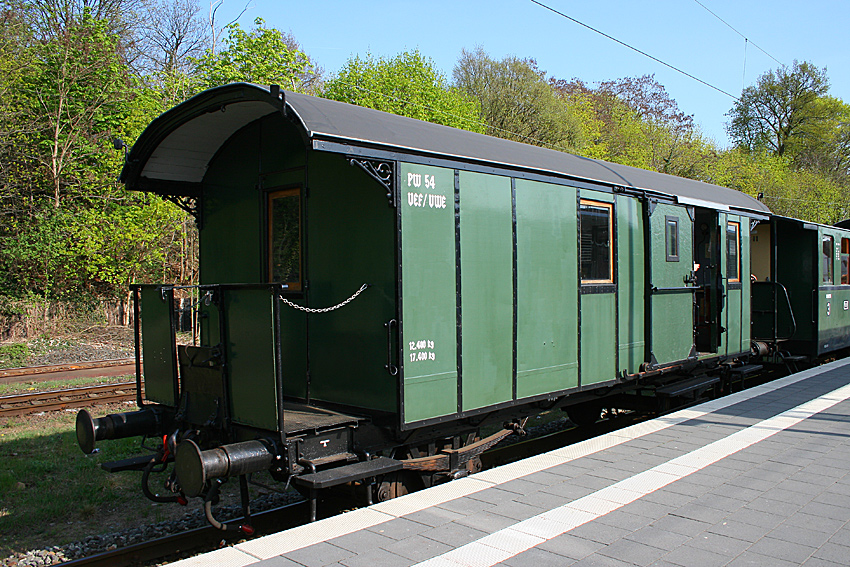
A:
[{"left": 122, "top": 83, "right": 770, "bottom": 214}]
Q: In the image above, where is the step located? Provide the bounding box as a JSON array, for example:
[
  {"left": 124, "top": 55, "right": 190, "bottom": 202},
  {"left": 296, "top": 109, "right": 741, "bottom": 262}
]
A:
[
  {"left": 655, "top": 375, "right": 720, "bottom": 397},
  {"left": 101, "top": 454, "right": 160, "bottom": 473},
  {"left": 730, "top": 364, "right": 764, "bottom": 376},
  {"left": 293, "top": 457, "right": 404, "bottom": 490}
]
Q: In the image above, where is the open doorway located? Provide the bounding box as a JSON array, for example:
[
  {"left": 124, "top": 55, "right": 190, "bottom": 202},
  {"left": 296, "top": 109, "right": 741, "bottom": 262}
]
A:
[{"left": 693, "top": 209, "right": 720, "bottom": 353}]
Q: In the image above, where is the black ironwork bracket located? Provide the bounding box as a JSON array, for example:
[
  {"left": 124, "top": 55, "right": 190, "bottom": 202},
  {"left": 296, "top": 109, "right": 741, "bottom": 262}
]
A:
[
  {"left": 349, "top": 158, "right": 394, "bottom": 206},
  {"left": 163, "top": 195, "right": 203, "bottom": 228}
]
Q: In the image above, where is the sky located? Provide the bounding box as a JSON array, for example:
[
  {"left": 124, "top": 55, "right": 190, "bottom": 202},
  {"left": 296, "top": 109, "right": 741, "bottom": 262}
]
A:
[{"left": 214, "top": 0, "right": 849, "bottom": 147}]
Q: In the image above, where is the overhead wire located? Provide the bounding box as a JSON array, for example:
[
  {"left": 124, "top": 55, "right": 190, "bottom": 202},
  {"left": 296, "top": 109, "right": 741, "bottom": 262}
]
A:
[
  {"left": 528, "top": 0, "right": 738, "bottom": 99},
  {"left": 691, "top": 0, "right": 784, "bottom": 67}
]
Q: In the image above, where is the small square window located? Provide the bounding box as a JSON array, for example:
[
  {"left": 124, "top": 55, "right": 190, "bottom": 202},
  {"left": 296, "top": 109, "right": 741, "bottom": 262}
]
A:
[
  {"left": 665, "top": 216, "right": 679, "bottom": 262},
  {"left": 727, "top": 221, "right": 740, "bottom": 283},
  {"left": 269, "top": 188, "right": 302, "bottom": 290},
  {"left": 580, "top": 200, "right": 613, "bottom": 283},
  {"left": 823, "top": 235, "right": 834, "bottom": 285}
]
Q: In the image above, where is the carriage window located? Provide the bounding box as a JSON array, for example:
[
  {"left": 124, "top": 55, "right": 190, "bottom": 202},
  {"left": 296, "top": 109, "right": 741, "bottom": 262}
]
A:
[
  {"left": 822, "top": 235, "right": 834, "bottom": 285},
  {"left": 580, "top": 200, "right": 613, "bottom": 283},
  {"left": 666, "top": 216, "right": 679, "bottom": 262},
  {"left": 269, "top": 188, "right": 301, "bottom": 290},
  {"left": 842, "top": 238, "right": 850, "bottom": 285},
  {"left": 726, "top": 221, "right": 740, "bottom": 282}
]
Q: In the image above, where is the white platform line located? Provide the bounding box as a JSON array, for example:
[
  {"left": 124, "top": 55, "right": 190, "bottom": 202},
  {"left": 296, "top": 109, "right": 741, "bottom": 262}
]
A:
[
  {"left": 198, "top": 358, "right": 850, "bottom": 565},
  {"left": 412, "top": 380, "right": 850, "bottom": 567}
]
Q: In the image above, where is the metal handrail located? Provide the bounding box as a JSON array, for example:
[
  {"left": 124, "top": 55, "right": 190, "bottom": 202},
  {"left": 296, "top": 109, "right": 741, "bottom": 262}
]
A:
[{"left": 752, "top": 281, "right": 797, "bottom": 341}]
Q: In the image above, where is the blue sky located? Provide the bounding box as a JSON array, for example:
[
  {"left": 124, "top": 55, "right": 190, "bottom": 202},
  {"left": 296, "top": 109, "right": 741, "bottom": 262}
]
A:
[{"left": 216, "top": 0, "right": 849, "bottom": 147}]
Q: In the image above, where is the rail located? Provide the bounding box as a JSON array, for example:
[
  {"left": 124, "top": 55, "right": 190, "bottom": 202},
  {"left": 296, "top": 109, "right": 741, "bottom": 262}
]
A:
[
  {"left": 0, "top": 359, "right": 136, "bottom": 384},
  {"left": 0, "top": 383, "right": 139, "bottom": 417}
]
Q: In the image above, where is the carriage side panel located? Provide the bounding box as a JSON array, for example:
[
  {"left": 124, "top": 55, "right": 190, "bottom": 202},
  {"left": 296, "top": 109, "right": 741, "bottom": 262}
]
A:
[
  {"left": 458, "top": 171, "right": 513, "bottom": 411},
  {"left": 305, "top": 153, "right": 398, "bottom": 412},
  {"left": 515, "top": 179, "right": 579, "bottom": 398},
  {"left": 400, "top": 164, "right": 458, "bottom": 423}
]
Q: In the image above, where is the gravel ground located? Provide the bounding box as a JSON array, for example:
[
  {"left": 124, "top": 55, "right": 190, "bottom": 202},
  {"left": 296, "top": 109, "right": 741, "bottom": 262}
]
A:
[
  {"left": 1, "top": 490, "right": 306, "bottom": 566},
  {"left": 23, "top": 329, "right": 134, "bottom": 367}
]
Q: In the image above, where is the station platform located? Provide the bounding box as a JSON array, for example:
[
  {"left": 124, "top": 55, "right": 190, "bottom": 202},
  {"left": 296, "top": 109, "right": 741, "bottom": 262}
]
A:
[{"left": 173, "top": 358, "right": 850, "bottom": 567}]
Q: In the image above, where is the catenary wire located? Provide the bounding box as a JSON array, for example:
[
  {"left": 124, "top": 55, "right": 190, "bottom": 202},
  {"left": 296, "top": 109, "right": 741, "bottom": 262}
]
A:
[
  {"left": 692, "top": 0, "right": 784, "bottom": 67},
  {"left": 528, "top": 0, "right": 738, "bottom": 100}
]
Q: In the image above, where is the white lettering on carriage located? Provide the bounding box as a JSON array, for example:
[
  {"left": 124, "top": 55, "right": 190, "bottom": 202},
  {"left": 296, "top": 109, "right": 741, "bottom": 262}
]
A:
[
  {"left": 406, "top": 192, "right": 447, "bottom": 209},
  {"left": 408, "top": 339, "right": 436, "bottom": 362}
]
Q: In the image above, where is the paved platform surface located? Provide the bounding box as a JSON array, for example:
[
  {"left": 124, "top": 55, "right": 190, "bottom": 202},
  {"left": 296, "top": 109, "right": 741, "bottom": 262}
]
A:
[{"left": 173, "top": 358, "right": 850, "bottom": 567}]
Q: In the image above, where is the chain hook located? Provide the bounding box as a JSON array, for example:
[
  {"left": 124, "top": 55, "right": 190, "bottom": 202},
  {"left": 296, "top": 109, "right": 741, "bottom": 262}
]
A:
[{"left": 280, "top": 283, "right": 370, "bottom": 313}]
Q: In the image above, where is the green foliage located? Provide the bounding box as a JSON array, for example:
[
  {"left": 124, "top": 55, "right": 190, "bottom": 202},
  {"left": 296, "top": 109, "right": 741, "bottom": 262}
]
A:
[
  {"left": 70, "top": 196, "right": 188, "bottom": 295},
  {"left": 192, "top": 18, "right": 315, "bottom": 91},
  {"left": 18, "top": 8, "right": 133, "bottom": 206},
  {"left": 554, "top": 76, "right": 713, "bottom": 177},
  {"left": 0, "top": 343, "right": 29, "bottom": 369},
  {"left": 0, "top": 208, "right": 79, "bottom": 299},
  {"left": 324, "top": 49, "right": 483, "bottom": 132},
  {"left": 701, "top": 148, "right": 850, "bottom": 224},
  {"left": 453, "top": 47, "right": 579, "bottom": 147},
  {"left": 0, "top": 6, "right": 197, "bottom": 304},
  {"left": 2, "top": 0, "right": 850, "bottom": 309},
  {"left": 728, "top": 61, "right": 835, "bottom": 159}
]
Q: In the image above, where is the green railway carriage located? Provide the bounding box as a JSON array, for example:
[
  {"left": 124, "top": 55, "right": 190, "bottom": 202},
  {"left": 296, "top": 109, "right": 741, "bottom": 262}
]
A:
[
  {"left": 752, "top": 216, "right": 850, "bottom": 360},
  {"left": 77, "top": 83, "right": 774, "bottom": 526}
]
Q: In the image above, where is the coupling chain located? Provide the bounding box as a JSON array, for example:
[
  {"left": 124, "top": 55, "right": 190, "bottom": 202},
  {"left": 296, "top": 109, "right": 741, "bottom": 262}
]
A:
[{"left": 280, "top": 283, "right": 370, "bottom": 313}]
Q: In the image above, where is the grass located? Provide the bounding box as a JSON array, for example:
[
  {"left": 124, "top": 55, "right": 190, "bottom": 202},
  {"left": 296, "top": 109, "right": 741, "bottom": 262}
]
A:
[
  {"left": 0, "top": 404, "right": 274, "bottom": 558},
  {"left": 0, "top": 408, "right": 147, "bottom": 556},
  {"left": 0, "top": 343, "right": 30, "bottom": 369}
]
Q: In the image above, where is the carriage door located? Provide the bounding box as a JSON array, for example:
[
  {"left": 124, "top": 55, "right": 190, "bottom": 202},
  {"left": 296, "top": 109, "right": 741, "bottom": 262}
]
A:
[
  {"left": 693, "top": 208, "right": 722, "bottom": 353},
  {"left": 646, "top": 201, "right": 696, "bottom": 367}
]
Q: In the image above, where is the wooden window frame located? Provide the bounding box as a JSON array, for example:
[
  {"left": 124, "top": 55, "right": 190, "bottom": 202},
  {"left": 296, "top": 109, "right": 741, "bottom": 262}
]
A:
[
  {"left": 268, "top": 187, "right": 302, "bottom": 291},
  {"left": 579, "top": 199, "right": 614, "bottom": 284},
  {"left": 727, "top": 221, "right": 741, "bottom": 283},
  {"left": 841, "top": 237, "right": 850, "bottom": 285}
]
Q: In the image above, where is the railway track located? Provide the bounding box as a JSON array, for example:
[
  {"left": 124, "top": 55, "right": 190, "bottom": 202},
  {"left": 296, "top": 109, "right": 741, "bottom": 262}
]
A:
[
  {"left": 57, "top": 500, "right": 311, "bottom": 567},
  {"left": 0, "top": 358, "right": 137, "bottom": 385},
  {"left": 0, "top": 382, "right": 139, "bottom": 417}
]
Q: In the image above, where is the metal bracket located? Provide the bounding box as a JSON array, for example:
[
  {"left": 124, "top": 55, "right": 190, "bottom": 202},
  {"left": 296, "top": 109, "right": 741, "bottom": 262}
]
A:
[
  {"left": 349, "top": 158, "right": 394, "bottom": 206},
  {"left": 645, "top": 198, "right": 658, "bottom": 216},
  {"left": 162, "top": 195, "right": 203, "bottom": 228},
  {"left": 647, "top": 352, "right": 659, "bottom": 370}
]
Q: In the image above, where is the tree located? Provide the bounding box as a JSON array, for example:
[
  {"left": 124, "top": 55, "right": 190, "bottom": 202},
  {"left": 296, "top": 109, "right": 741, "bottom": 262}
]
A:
[
  {"left": 553, "top": 75, "right": 711, "bottom": 176},
  {"left": 191, "top": 17, "right": 315, "bottom": 92},
  {"left": 793, "top": 97, "right": 850, "bottom": 185},
  {"left": 453, "top": 47, "right": 580, "bottom": 148},
  {"left": 0, "top": 9, "right": 36, "bottom": 209},
  {"left": 20, "top": 8, "right": 132, "bottom": 207},
  {"left": 727, "top": 60, "right": 836, "bottom": 158},
  {"left": 131, "top": 0, "right": 208, "bottom": 77},
  {"left": 323, "top": 49, "right": 482, "bottom": 132}
]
